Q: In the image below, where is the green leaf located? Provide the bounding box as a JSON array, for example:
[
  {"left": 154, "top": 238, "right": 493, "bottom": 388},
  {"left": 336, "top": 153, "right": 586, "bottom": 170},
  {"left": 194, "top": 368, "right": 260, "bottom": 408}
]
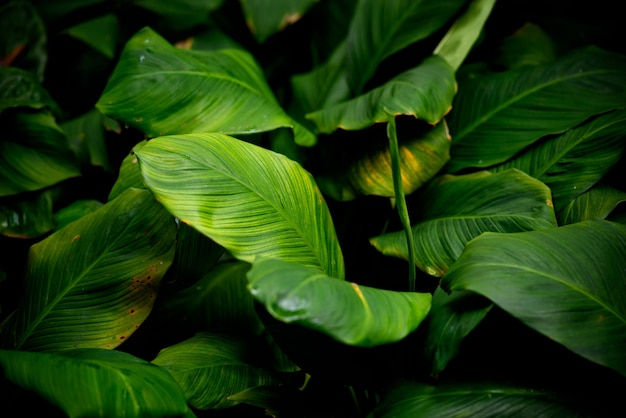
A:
[
  {"left": 306, "top": 55, "right": 456, "bottom": 133},
  {"left": 61, "top": 108, "right": 112, "bottom": 172},
  {"left": 371, "top": 169, "right": 557, "bottom": 276},
  {"left": 0, "top": 188, "right": 177, "bottom": 351},
  {"left": 422, "top": 288, "right": 492, "bottom": 376},
  {"left": 240, "top": 0, "right": 317, "bottom": 43},
  {"left": 0, "top": 189, "right": 55, "bottom": 238},
  {"left": 0, "top": 1, "right": 47, "bottom": 80},
  {"left": 156, "top": 261, "right": 263, "bottom": 335},
  {"left": 434, "top": 0, "right": 497, "bottom": 71},
  {"left": 442, "top": 220, "right": 626, "bottom": 376},
  {"left": 152, "top": 332, "right": 289, "bottom": 410},
  {"left": 54, "top": 199, "right": 103, "bottom": 230},
  {"left": 344, "top": 0, "right": 467, "bottom": 94},
  {"left": 0, "top": 348, "right": 189, "bottom": 417},
  {"left": 135, "top": 133, "right": 344, "bottom": 279},
  {"left": 447, "top": 46, "right": 626, "bottom": 172},
  {"left": 108, "top": 141, "right": 147, "bottom": 201},
  {"left": 558, "top": 183, "right": 626, "bottom": 225},
  {"left": 347, "top": 121, "right": 451, "bottom": 197},
  {"left": 496, "top": 23, "right": 557, "bottom": 70},
  {"left": 65, "top": 14, "right": 119, "bottom": 59},
  {"left": 247, "top": 258, "right": 432, "bottom": 347},
  {"left": 490, "top": 109, "right": 626, "bottom": 210},
  {"left": 134, "top": 0, "right": 223, "bottom": 29},
  {"left": 96, "top": 27, "right": 315, "bottom": 146},
  {"left": 0, "top": 110, "right": 80, "bottom": 197},
  {"left": 370, "top": 381, "right": 589, "bottom": 417},
  {"left": 0, "top": 67, "right": 58, "bottom": 113}
]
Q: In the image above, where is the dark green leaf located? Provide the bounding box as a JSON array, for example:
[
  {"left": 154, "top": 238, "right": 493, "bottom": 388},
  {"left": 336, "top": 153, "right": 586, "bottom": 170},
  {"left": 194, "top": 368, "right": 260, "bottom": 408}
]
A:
[
  {"left": 490, "top": 109, "right": 626, "bottom": 210},
  {"left": 135, "top": 133, "right": 344, "bottom": 279},
  {"left": 558, "top": 183, "right": 626, "bottom": 225},
  {"left": 447, "top": 47, "right": 626, "bottom": 171},
  {"left": 0, "top": 348, "right": 189, "bottom": 417},
  {"left": 61, "top": 108, "right": 112, "bottom": 172},
  {"left": 370, "top": 381, "right": 589, "bottom": 417},
  {"left": 307, "top": 55, "right": 456, "bottom": 133},
  {"left": 442, "top": 220, "right": 626, "bottom": 376},
  {"left": 0, "top": 189, "right": 55, "bottom": 238},
  {"left": 65, "top": 14, "right": 119, "bottom": 59},
  {"left": 108, "top": 141, "right": 147, "bottom": 201},
  {"left": 0, "top": 110, "right": 80, "bottom": 197},
  {"left": 96, "top": 27, "right": 315, "bottom": 146},
  {"left": 0, "top": 188, "right": 177, "bottom": 351},
  {"left": 54, "top": 199, "right": 103, "bottom": 230},
  {"left": 423, "top": 288, "right": 492, "bottom": 376},
  {"left": 247, "top": 258, "right": 432, "bottom": 347},
  {"left": 0, "top": 67, "right": 57, "bottom": 113},
  {"left": 371, "top": 169, "right": 557, "bottom": 276},
  {"left": 344, "top": 0, "right": 466, "bottom": 94},
  {"left": 497, "top": 23, "right": 557, "bottom": 69},
  {"left": 240, "top": 0, "right": 317, "bottom": 43},
  {"left": 152, "top": 332, "right": 289, "bottom": 410}
]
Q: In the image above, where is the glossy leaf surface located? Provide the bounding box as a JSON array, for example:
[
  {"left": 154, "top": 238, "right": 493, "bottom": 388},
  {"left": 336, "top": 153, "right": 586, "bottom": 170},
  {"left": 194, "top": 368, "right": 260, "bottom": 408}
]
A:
[
  {"left": 1, "top": 111, "right": 80, "bottom": 197},
  {"left": 0, "top": 348, "right": 189, "bottom": 417},
  {"left": 108, "top": 140, "right": 146, "bottom": 201},
  {"left": 152, "top": 332, "right": 287, "bottom": 409},
  {"left": 490, "top": 109, "right": 626, "bottom": 210},
  {"left": 371, "top": 169, "right": 557, "bottom": 276},
  {"left": 136, "top": 133, "right": 344, "bottom": 279},
  {"left": 247, "top": 258, "right": 432, "bottom": 347},
  {"left": 447, "top": 47, "right": 626, "bottom": 171},
  {"left": 371, "top": 381, "right": 586, "bottom": 417},
  {"left": 442, "top": 220, "right": 626, "bottom": 376},
  {"left": 307, "top": 55, "right": 456, "bottom": 133},
  {"left": 96, "top": 27, "right": 315, "bottom": 145},
  {"left": 558, "top": 183, "right": 626, "bottom": 225},
  {"left": 0, "top": 188, "right": 176, "bottom": 351},
  {"left": 344, "top": 0, "right": 466, "bottom": 94}
]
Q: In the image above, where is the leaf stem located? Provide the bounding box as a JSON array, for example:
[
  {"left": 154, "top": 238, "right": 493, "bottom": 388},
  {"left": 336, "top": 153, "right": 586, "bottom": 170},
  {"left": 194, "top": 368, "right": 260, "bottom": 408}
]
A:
[{"left": 386, "top": 114, "right": 416, "bottom": 292}]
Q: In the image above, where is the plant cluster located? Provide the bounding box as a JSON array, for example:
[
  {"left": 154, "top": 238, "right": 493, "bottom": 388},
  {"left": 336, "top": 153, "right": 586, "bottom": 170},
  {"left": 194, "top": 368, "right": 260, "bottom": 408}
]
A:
[{"left": 1, "top": 0, "right": 625, "bottom": 416}]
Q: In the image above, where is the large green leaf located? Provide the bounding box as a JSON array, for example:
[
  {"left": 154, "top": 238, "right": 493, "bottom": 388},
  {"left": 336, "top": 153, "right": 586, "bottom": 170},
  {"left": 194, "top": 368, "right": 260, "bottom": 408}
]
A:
[
  {"left": 558, "top": 183, "right": 626, "bottom": 226},
  {"left": 370, "top": 381, "right": 589, "bottom": 417},
  {"left": 496, "top": 23, "right": 557, "bottom": 70},
  {"left": 447, "top": 46, "right": 626, "bottom": 172},
  {"left": 442, "top": 220, "right": 626, "bottom": 376},
  {"left": 135, "top": 133, "right": 344, "bottom": 279},
  {"left": 96, "top": 27, "right": 315, "bottom": 146},
  {"left": 247, "top": 258, "right": 432, "bottom": 347},
  {"left": 344, "top": 0, "right": 467, "bottom": 94},
  {"left": 0, "top": 348, "right": 189, "bottom": 417},
  {"left": 371, "top": 169, "right": 557, "bottom": 276},
  {"left": 0, "top": 110, "right": 80, "bottom": 197},
  {"left": 422, "top": 288, "right": 492, "bottom": 376},
  {"left": 152, "top": 332, "right": 291, "bottom": 410},
  {"left": 306, "top": 55, "right": 456, "bottom": 133},
  {"left": 240, "top": 0, "right": 317, "bottom": 43},
  {"left": 0, "top": 188, "right": 176, "bottom": 351},
  {"left": 490, "top": 109, "right": 626, "bottom": 210},
  {"left": 347, "top": 121, "right": 451, "bottom": 197}
]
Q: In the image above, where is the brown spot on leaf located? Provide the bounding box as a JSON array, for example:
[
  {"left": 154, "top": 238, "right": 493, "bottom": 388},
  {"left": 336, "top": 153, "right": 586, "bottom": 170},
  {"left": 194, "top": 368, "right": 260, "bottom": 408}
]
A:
[{"left": 72, "top": 235, "right": 81, "bottom": 243}]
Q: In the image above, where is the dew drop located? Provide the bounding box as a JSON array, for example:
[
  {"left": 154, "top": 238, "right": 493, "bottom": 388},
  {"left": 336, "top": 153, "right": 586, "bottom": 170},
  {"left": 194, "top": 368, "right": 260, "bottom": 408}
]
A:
[{"left": 139, "top": 55, "right": 145, "bottom": 63}]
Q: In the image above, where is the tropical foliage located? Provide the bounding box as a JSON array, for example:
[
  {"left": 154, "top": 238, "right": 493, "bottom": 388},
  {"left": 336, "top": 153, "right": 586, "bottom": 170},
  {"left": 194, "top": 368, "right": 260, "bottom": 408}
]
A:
[{"left": 1, "top": 0, "right": 625, "bottom": 416}]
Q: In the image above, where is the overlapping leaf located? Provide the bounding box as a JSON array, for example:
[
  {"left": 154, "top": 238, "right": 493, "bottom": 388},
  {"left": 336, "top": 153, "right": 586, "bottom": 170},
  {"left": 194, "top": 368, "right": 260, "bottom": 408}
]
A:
[
  {"left": 371, "top": 381, "right": 587, "bottom": 417},
  {"left": 0, "top": 188, "right": 176, "bottom": 351},
  {"left": 0, "top": 348, "right": 189, "bottom": 417},
  {"left": 442, "top": 220, "right": 626, "bottom": 376},
  {"left": 344, "top": 0, "right": 466, "bottom": 94},
  {"left": 447, "top": 46, "right": 626, "bottom": 171},
  {"left": 1, "top": 111, "right": 80, "bottom": 197},
  {"left": 247, "top": 258, "right": 432, "bottom": 347},
  {"left": 240, "top": 0, "right": 317, "bottom": 43},
  {"left": 0, "top": 67, "right": 57, "bottom": 113},
  {"left": 558, "top": 183, "right": 626, "bottom": 225},
  {"left": 0, "top": 189, "right": 54, "bottom": 238},
  {"left": 135, "top": 133, "right": 344, "bottom": 279},
  {"left": 371, "top": 169, "right": 557, "bottom": 276},
  {"left": 490, "top": 109, "right": 626, "bottom": 210},
  {"left": 152, "top": 332, "right": 290, "bottom": 409},
  {"left": 96, "top": 27, "right": 315, "bottom": 145},
  {"left": 306, "top": 55, "right": 456, "bottom": 133}
]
